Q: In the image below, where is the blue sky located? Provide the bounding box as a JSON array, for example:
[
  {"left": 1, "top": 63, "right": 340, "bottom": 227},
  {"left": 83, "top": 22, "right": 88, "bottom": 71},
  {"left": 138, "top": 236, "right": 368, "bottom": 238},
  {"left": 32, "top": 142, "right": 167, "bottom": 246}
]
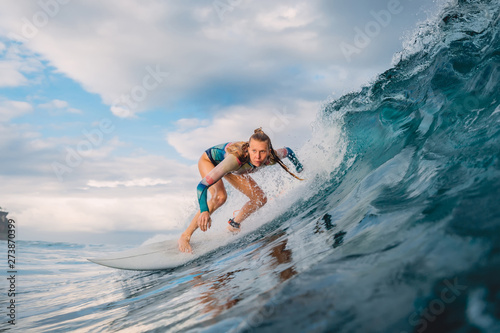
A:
[{"left": 0, "top": 0, "right": 441, "bottom": 244}]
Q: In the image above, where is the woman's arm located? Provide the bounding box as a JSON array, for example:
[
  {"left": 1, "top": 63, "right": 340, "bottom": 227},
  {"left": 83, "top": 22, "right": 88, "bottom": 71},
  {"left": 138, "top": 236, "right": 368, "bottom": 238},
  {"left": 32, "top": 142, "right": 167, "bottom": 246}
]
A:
[
  {"left": 285, "top": 147, "right": 303, "bottom": 173},
  {"left": 197, "top": 154, "right": 241, "bottom": 213},
  {"left": 274, "top": 147, "right": 304, "bottom": 173}
]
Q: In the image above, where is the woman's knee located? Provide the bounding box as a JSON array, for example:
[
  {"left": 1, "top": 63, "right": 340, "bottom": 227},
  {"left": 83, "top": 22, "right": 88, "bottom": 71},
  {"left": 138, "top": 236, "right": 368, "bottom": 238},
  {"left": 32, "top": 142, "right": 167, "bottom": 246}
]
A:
[
  {"left": 253, "top": 192, "right": 267, "bottom": 208},
  {"left": 212, "top": 192, "right": 227, "bottom": 209}
]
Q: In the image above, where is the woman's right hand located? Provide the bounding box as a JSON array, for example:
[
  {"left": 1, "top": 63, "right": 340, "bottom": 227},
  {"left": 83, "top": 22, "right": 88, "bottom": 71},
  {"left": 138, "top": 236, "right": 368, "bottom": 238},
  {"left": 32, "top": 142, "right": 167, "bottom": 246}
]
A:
[{"left": 198, "top": 211, "right": 211, "bottom": 232}]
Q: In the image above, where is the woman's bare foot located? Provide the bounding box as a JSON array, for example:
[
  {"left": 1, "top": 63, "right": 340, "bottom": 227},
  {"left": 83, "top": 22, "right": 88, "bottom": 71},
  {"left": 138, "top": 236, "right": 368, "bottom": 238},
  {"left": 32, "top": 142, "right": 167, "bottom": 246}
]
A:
[
  {"left": 227, "top": 224, "right": 241, "bottom": 233},
  {"left": 178, "top": 233, "right": 192, "bottom": 253}
]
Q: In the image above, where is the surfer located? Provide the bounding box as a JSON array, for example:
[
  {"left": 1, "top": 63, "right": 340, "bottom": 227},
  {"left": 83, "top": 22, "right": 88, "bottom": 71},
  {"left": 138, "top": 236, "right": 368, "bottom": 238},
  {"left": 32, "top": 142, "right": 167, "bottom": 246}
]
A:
[{"left": 178, "top": 128, "right": 304, "bottom": 253}]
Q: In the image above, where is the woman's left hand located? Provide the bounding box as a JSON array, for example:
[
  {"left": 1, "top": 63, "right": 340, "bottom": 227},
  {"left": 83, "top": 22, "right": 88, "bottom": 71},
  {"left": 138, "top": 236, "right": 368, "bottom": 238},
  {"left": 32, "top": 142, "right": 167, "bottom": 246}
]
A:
[{"left": 198, "top": 211, "right": 212, "bottom": 232}]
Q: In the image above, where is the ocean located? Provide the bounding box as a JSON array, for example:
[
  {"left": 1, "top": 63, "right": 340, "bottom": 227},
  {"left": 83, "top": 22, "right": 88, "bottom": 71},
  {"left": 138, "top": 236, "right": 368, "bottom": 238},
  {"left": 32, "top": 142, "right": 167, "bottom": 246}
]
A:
[{"left": 2, "top": 0, "right": 500, "bottom": 331}]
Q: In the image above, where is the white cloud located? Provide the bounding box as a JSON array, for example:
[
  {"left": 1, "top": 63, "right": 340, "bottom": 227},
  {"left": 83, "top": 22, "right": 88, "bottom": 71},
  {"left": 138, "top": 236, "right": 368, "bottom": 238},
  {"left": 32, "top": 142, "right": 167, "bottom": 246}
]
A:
[
  {"left": 0, "top": 139, "right": 200, "bottom": 240},
  {"left": 255, "top": 3, "right": 317, "bottom": 31},
  {"left": 0, "top": 41, "right": 44, "bottom": 87},
  {"left": 39, "top": 99, "right": 68, "bottom": 109},
  {"left": 174, "top": 118, "right": 211, "bottom": 131},
  {"left": 38, "top": 99, "right": 83, "bottom": 115},
  {"left": 0, "top": 60, "right": 28, "bottom": 87},
  {"left": 0, "top": 0, "right": 437, "bottom": 117},
  {"left": 110, "top": 105, "right": 136, "bottom": 119},
  {"left": 0, "top": 99, "right": 33, "bottom": 121},
  {"left": 4, "top": 192, "right": 195, "bottom": 236},
  {"left": 67, "top": 107, "right": 82, "bottom": 114},
  {"left": 87, "top": 178, "right": 172, "bottom": 188},
  {"left": 0, "top": 107, "right": 201, "bottom": 241}
]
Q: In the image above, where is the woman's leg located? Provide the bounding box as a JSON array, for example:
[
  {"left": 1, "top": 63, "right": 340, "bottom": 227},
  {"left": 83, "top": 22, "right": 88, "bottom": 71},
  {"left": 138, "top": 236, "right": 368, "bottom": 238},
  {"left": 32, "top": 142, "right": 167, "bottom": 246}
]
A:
[
  {"left": 223, "top": 173, "right": 267, "bottom": 227},
  {"left": 178, "top": 154, "right": 228, "bottom": 253}
]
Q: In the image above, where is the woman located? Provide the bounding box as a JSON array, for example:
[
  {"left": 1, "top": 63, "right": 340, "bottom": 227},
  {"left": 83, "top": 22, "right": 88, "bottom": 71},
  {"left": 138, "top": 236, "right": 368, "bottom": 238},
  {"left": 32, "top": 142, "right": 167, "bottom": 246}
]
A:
[{"left": 178, "top": 128, "right": 304, "bottom": 253}]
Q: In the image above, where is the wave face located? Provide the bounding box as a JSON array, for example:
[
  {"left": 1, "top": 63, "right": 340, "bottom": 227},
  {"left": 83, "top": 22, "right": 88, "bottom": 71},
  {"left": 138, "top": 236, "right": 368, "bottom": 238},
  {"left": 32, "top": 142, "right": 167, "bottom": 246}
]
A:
[
  {"left": 5, "top": 1, "right": 500, "bottom": 332},
  {"left": 300, "top": 0, "right": 500, "bottom": 331},
  {"left": 298, "top": 0, "right": 500, "bottom": 331}
]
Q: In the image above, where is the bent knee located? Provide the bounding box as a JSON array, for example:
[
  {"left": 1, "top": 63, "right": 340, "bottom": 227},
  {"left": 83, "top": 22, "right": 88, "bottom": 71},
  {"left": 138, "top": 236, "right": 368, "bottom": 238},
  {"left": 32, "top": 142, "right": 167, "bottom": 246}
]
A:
[
  {"left": 254, "top": 194, "right": 267, "bottom": 208},
  {"left": 213, "top": 193, "right": 227, "bottom": 208}
]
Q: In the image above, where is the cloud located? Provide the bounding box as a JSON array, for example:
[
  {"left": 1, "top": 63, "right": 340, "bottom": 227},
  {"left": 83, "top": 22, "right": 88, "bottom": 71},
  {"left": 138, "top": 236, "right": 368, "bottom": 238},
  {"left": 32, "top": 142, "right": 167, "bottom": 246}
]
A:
[
  {"left": 0, "top": 128, "right": 200, "bottom": 240},
  {"left": 255, "top": 4, "right": 317, "bottom": 31},
  {"left": 110, "top": 105, "right": 136, "bottom": 119},
  {"left": 0, "top": 40, "right": 44, "bottom": 87},
  {"left": 0, "top": 0, "right": 437, "bottom": 118},
  {"left": 39, "top": 99, "right": 68, "bottom": 109},
  {"left": 0, "top": 99, "right": 33, "bottom": 121},
  {"left": 87, "top": 178, "right": 172, "bottom": 188},
  {"left": 4, "top": 191, "right": 196, "bottom": 237},
  {"left": 174, "top": 118, "right": 211, "bottom": 131},
  {"left": 0, "top": 98, "right": 199, "bottom": 241},
  {"left": 0, "top": 60, "right": 29, "bottom": 87},
  {"left": 38, "top": 99, "right": 83, "bottom": 114}
]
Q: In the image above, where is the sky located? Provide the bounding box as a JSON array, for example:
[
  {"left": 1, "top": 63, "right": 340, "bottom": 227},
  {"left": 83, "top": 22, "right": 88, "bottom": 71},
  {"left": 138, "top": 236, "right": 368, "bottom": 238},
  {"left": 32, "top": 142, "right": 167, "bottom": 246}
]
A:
[{"left": 0, "top": 0, "right": 441, "bottom": 245}]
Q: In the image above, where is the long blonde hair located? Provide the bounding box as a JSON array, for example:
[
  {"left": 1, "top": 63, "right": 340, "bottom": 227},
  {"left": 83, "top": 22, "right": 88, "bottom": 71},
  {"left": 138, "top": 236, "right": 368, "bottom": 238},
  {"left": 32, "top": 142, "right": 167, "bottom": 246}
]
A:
[{"left": 226, "top": 141, "right": 249, "bottom": 161}]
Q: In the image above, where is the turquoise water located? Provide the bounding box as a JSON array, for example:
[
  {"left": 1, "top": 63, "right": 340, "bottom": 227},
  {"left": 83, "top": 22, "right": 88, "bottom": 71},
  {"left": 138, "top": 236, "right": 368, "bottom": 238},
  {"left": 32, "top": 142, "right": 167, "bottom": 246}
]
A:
[{"left": 2, "top": 0, "right": 500, "bottom": 332}]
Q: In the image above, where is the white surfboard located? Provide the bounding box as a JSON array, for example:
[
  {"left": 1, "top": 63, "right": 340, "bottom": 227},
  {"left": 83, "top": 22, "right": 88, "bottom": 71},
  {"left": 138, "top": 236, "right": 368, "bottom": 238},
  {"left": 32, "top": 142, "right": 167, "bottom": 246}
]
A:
[{"left": 88, "top": 239, "right": 205, "bottom": 271}]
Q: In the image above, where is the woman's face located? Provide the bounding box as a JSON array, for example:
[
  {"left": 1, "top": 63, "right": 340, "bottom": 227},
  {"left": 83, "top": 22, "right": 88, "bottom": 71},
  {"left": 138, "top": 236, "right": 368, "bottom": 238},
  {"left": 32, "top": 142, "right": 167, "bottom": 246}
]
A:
[{"left": 248, "top": 139, "right": 269, "bottom": 166}]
